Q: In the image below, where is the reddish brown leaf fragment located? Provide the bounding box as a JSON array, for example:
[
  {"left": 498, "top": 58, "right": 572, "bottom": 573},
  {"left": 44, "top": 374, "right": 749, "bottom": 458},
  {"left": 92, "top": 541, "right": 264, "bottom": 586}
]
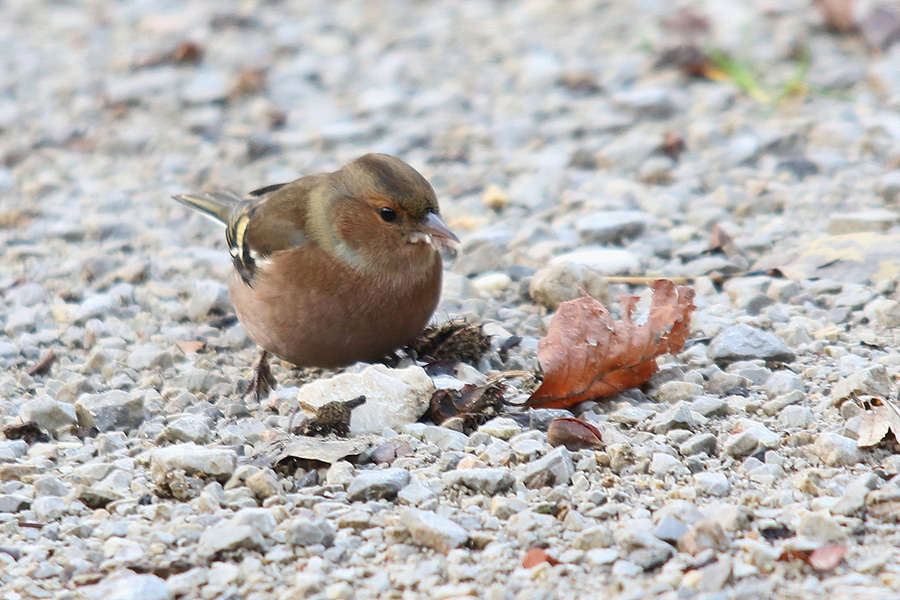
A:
[
  {"left": 135, "top": 41, "right": 204, "bottom": 69},
  {"left": 547, "top": 418, "right": 604, "bottom": 451},
  {"left": 527, "top": 280, "right": 695, "bottom": 409},
  {"left": 522, "top": 547, "right": 559, "bottom": 568},
  {"left": 27, "top": 350, "right": 57, "bottom": 376}
]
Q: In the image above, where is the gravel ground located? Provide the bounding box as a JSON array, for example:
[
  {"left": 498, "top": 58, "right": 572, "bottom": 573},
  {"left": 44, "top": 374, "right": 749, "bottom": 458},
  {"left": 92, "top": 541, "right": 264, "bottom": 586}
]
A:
[{"left": 3, "top": 0, "right": 900, "bottom": 599}]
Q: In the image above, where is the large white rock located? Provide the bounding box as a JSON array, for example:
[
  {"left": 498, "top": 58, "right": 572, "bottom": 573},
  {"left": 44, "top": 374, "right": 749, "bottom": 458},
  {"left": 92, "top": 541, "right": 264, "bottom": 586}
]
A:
[{"left": 295, "top": 365, "right": 433, "bottom": 436}]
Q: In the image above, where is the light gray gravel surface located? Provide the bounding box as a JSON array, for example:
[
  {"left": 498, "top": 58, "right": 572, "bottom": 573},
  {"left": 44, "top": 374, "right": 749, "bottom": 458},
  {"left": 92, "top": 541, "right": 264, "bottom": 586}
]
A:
[{"left": 3, "top": 1, "right": 900, "bottom": 599}]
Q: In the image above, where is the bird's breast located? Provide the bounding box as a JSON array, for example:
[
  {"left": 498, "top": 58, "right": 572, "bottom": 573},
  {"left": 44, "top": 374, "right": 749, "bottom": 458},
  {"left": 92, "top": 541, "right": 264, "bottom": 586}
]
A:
[{"left": 228, "top": 246, "right": 442, "bottom": 368}]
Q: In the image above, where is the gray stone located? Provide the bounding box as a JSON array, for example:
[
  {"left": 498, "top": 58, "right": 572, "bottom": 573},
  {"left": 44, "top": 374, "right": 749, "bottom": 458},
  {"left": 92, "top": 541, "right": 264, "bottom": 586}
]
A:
[
  {"left": 777, "top": 405, "right": 814, "bottom": 429},
  {"left": 34, "top": 475, "right": 68, "bottom": 497},
  {"left": 75, "top": 391, "right": 145, "bottom": 432},
  {"left": 477, "top": 417, "right": 521, "bottom": 440},
  {"left": 401, "top": 508, "right": 469, "bottom": 553},
  {"left": 827, "top": 210, "right": 900, "bottom": 235},
  {"left": 80, "top": 572, "right": 169, "bottom": 600},
  {"left": 529, "top": 261, "right": 611, "bottom": 310},
  {"left": 815, "top": 432, "right": 861, "bottom": 466},
  {"left": 157, "top": 415, "right": 210, "bottom": 444},
  {"left": 32, "top": 496, "right": 66, "bottom": 521},
  {"left": 575, "top": 210, "right": 654, "bottom": 245},
  {"left": 694, "top": 472, "right": 730, "bottom": 497},
  {"left": 282, "top": 517, "right": 335, "bottom": 547},
  {"left": 831, "top": 473, "right": 881, "bottom": 517},
  {"left": 708, "top": 324, "right": 795, "bottom": 365},
  {"left": 547, "top": 248, "right": 641, "bottom": 276},
  {"left": 650, "top": 402, "right": 696, "bottom": 433},
  {"left": 422, "top": 426, "right": 469, "bottom": 452},
  {"left": 831, "top": 365, "right": 891, "bottom": 404},
  {"left": 197, "top": 524, "right": 265, "bottom": 558},
  {"left": 572, "top": 525, "right": 614, "bottom": 549},
  {"left": 149, "top": 443, "right": 237, "bottom": 483},
  {"left": 653, "top": 516, "right": 688, "bottom": 544},
  {"left": 18, "top": 396, "right": 77, "bottom": 432},
  {"left": 520, "top": 446, "right": 574, "bottom": 488},
  {"left": 346, "top": 468, "right": 411, "bottom": 501},
  {"left": 442, "top": 468, "right": 515, "bottom": 495},
  {"left": 679, "top": 433, "right": 718, "bottom": 457},
  {"left": 0, "top": 494, "right": 31, "bottom": 512}
]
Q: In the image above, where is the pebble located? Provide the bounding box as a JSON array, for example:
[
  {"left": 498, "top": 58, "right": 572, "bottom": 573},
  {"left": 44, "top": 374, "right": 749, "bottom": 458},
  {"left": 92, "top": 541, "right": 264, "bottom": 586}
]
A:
[
  {"left": 814, "top": 433, "right": 861, "bottom": 466},
  {"left": 693, "top": 473, "right": 731, "bottom": 497},
  {"left": 346, "top": 468, "right": 411, "bottom": 502},
  {"left": 708, "top": 324, "right": 796, "bottom": 364},
  {"left": 529, "top": 261, "right": 611, "bottom": 310},
  {"left": 519, "top": 446, "right": 574, "bottom": 488},
  {"left": 75, "top": 391, "right": 145, "bottom": 432},
  {"left": 295, "top": 365, "right": 433, "bottom": 435},
  {"left": 442, "top": 468, "right": 515, "bottom": 495},
  {"left": 400, "top": 508, "right": 469, "bottom": 554},
  {"left": 17, "top": 397, "right": 77, "bottom": 432}
]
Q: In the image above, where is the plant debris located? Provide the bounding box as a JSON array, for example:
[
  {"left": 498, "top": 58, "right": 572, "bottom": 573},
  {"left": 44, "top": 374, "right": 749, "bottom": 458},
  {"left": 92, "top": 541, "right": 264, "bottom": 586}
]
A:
[
  {"left": 3, "top": 422, "right": 50, "bottom": 445},
  {"left": 26, "top": 350, "right": 57, "bottom": 376},
  {"left": 295, "top": 395, "right": 366, "bottom": 437},
  {"left": 134, "top": 41, "right": 204, "bottom": 69},
  {"left": 408, "top": 320, "right": 492, "bottom": 365},
  {"left": 547, "top": 417, "right": 605, "bottom": 451},
  {"left": 527, "top": 280, "right": 695, "bottom": 409},
  {"left": 427, "top": 380, "right": 508, "bottom": 429},
  {"left": 856, "top": 396, "right": 900, "bottom": 447}
]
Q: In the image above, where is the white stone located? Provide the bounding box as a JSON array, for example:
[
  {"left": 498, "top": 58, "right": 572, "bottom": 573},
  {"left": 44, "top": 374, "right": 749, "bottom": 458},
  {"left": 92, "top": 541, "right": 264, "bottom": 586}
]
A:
[{"left": 295, "top": 365, "right": 433, "bottom": 436}]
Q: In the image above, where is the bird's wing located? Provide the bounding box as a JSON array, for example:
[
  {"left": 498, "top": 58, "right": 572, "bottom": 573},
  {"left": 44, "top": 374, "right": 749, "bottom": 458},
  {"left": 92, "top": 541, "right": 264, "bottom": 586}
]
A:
[
  {"left": 232, "top": 175, "right": 326, "bottom": 285},
  {"left": 171, "top": 191, "right": 244, "bottom": 226},
  {"left": 174, "top": 175, "right": 324, "bottom": 285}
]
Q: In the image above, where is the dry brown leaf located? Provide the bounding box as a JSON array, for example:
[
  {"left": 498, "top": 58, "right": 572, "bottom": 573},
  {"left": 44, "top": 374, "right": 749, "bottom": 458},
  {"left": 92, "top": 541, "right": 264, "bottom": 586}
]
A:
[
  {"left": 856, "top": 396, "right": 900, "bottom": 447},
  {"left": 175, "top": 340, "right": 206, "bottom": 354},
  {"left": 527, "top": 280, "right": 695, "bottom": 409},
  {"left": 522, "top": 547, "right": 559, "bottom": 568},
  {"left": 547, "top": 418, "right": 604, "bottom": 450}
]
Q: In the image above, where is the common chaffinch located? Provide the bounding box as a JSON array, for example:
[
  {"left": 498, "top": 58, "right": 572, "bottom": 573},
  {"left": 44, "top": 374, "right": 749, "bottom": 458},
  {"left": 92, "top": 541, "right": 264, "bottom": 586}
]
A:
[{"left": 174, "top": 153, "right": 459, "bottom": 397}]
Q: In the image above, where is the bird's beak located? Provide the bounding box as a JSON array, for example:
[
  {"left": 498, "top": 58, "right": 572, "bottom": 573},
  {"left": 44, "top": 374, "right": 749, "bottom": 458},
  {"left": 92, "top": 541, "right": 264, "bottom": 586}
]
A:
[{"left": 417, "top": 212, "right": 460, "bottom": 251}]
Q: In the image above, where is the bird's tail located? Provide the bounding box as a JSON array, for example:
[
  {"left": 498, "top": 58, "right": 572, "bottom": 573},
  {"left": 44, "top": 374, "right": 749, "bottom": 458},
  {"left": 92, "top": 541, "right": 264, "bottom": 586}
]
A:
[{"left": 172, "top": 191, "right": 242, "bottom": 226}]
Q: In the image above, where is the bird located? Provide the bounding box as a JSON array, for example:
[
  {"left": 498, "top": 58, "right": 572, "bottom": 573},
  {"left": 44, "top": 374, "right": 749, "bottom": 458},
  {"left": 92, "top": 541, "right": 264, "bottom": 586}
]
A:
[{"left": 173, "top": 153, "right": 459, "bottom": 398}]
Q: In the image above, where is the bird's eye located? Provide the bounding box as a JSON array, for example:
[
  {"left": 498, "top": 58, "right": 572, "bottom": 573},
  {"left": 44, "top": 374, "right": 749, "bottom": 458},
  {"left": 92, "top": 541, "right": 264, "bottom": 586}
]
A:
[{"left": 379, "top": 207, "right": 397, "bottom": 223}]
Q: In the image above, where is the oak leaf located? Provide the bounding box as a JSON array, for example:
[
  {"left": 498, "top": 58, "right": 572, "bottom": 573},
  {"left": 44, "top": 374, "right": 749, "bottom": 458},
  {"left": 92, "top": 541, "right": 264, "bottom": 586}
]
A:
[{"left": 527, "top": 280, "right": 695, "bottom": 409}]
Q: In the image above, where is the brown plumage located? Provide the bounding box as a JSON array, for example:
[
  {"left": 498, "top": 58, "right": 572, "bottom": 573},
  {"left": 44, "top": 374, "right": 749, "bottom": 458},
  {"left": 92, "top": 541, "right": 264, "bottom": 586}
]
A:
[{"left": 174, "top": 153, "right": 458, "bottom": 395}]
